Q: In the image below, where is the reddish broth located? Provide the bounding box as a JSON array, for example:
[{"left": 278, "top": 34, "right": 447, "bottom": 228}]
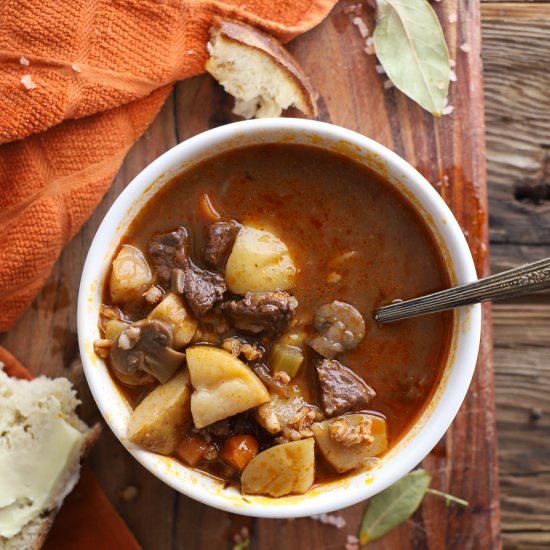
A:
[{"left": 105, "top": 143, "right": 452, "bottom": 483}]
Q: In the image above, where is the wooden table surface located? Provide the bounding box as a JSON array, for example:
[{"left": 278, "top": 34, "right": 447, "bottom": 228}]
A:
[
  {"left": 1, "top": 1, "right": 548, "bottom": 549},
  {"left": 482, "top": 2, "right": 550, "bottom": 549}
]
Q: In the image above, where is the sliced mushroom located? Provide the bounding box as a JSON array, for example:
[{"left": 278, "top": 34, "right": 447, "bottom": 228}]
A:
[
  {"left": 308, "top": 301, "right": 366, "bottom": 358},
  {"left": 110, "top": 319, "right": 186, "bottom": 384}
]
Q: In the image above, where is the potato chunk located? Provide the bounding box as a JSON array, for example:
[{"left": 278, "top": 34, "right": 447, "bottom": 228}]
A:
[
  {"left": 110, "top": 245, "right": 152, "bottom": 304},
  {"left": 186, "top": 346, "right": 270, "bottom": 429},
  {"left": 241, "top": 438, "right": 315, "bottom": 497},
  {"left": 104, "top": 319, "right": 129, "bottom": 341},
  {"left": 312, "top": 414, "right": 388, "bottom": 473},
  {"left": 127, "top": 369, "right": 192, "bottom": 454},
  {"left": 225, "top": 226, "right": 297, "bottom": 294},
  {"left": 147, "top": 293, "right": 198, "bottom": 349}
]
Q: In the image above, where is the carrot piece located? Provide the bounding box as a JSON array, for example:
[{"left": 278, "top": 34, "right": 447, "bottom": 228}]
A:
[
  {"left": 198, "top": 193, "right": 222, "bottom": 222},
  {"left": 220, "top": 435, "right": 260, "bottom": 471},
  {"left": 175, "top": 433, "right": 209, "bottom": 467}
]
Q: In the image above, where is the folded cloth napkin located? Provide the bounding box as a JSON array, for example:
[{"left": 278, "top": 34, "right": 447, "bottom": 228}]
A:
[
  {"left": 0, "top": 347, "right": 141, "bottom": 549},
  {"left": 0, "top": 0, "right": 336, "bottom": 331}
]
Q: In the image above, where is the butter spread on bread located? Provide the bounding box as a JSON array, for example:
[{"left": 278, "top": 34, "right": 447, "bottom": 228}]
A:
[{"left": 0, "top": 369, "right": 98, "bottom": 548}]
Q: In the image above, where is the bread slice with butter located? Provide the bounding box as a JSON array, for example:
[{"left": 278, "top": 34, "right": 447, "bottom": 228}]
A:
[
  {"left": 205, "top": 18, "right": 318, "bottom": 119},
  {"left": 0, "top": 369, "right": 100, "bottom": 549}
]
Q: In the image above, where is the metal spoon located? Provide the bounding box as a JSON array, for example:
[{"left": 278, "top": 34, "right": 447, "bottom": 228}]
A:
[{"left": 374, "top": 257, "right": 550, "bottom": 324}]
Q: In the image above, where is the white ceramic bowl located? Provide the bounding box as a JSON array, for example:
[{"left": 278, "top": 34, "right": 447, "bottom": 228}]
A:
[{"left": 78, "top": 118, "right": 480, "bottom": 518}]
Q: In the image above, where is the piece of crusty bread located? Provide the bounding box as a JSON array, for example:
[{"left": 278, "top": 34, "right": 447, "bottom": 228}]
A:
[
  {"left": 205, "top": 18, "right": 318, "bottom": 119},
  {"left": 0, "top": 369, "right": 100, "bottom": 550}
]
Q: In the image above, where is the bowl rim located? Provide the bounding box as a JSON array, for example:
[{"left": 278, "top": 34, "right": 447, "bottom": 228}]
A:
[{"left": 78, "top": 118, "right": 481, "bottom": 518}]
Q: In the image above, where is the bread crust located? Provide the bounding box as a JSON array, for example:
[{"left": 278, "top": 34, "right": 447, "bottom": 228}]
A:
[{"left": 210, "top": 18, "right": 318, "bottom": 117}]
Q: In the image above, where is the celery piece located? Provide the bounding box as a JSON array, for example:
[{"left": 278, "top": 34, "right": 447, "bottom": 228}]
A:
[{"left": 269, "top": 344, "right": 304, "bottom": 378}]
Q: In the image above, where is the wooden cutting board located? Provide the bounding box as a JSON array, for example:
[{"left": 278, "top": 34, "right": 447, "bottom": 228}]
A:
[{"left": 0, "top": 0, "right": 500, "bottom": 548}]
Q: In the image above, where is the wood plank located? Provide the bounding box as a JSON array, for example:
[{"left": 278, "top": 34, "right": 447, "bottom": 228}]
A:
[
  {"left": 0, "top": 0, "right": 499, "bottom": 548},
  {"left": 482, "top": 6, "right": 550, "bottom": 549},
  {"left": 481, "top": 4, "right": 550, "bottom": 19},
  {"left": 491, "top": 243, "right": 550, "bottom": 274},
  {"left": 493, "top": 303, "right": 550, "bottom": 548},
  {"left": 481, "top": 4, "right": 550, "bottom": 254}
]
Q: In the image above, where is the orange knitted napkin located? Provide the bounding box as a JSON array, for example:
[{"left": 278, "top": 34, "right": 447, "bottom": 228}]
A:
[{"left": 0, "top": 0, "right": 336, "bottom": 331}]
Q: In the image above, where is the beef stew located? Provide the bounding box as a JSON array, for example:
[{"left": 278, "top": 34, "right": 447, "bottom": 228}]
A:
[{"left": 95, "top": 143, "right": 453, "bottom": 497}]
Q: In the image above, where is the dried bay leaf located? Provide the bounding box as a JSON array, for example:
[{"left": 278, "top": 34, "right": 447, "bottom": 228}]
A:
[
  {"left": 373, "top": 0, "right": 450, "bottom": 115},
  {"left": 359, "top": 469, "right": 431, "bottom": 544}
]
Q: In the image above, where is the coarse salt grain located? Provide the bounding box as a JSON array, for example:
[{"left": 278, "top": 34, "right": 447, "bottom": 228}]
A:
[
  {"left": 448, "top": 13, "right": 457, "bottom": 23},
  {"left": 375, "top": 64, "right": 385, "bottom": 74},
  {"left": 460, "top": 43, "right": 471, "bottom": 53},
  {"left": 21, "top": 74, "right": 36, "bottom": 90},
  {"left": 334, "top": 516, "right": 346, "bottom": 529},
  {"left": 352, "top": 17, "right": 368, "bottom": 38},
  {"left": 310, "top": 513, "right": 346, "bottom": 529},
  {"left": 442, "top": 104, "right": 454, "bottom": 115},
  {"left": 345, "top": 535, "right": 360, "bottom": 550},
  {"left": 188, "top": 49, "right": 194, "bottom": 55},
  {"left": 364, "top": 36, "right": 375, "bottom": 56},
  {"left": 19, "top": 56, "right": 30, "bottom": 66},
  {"left": 71, "top": 63, "right": 81, "bottom": 73},
  {"left": 449, "top": 58, "right": 456, "bottom": 68},
  {"left": 449, "top": 70, "right": 457, "bottom": 82},
  {"left": 383, "top": 79, "right": 394, "bottom": 90}
]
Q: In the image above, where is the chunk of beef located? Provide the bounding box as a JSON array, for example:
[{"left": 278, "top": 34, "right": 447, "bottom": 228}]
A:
[
  {"left": 148, "top": 228, "right": 188, "bottom": 287},
  {"left": 183, "top": 263, "right": 226, "bottom": 317},
  {"left": 315, "top": 358, "right": 376, "bottom": 417},
  {"left": 203, "top": 221, "right": 240, "bottom": 270},
  {"left": 204, "top": 418, "right": 234, "bottom": 438},
  {"left": 202, "top": 413, "right": 267, "bottom": 443},
  {"left": 221, "top": 291, "right": 298, "bottom": 334}
]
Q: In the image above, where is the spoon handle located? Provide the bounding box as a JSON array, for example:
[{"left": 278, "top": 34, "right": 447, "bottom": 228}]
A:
[{"left": 374, "top": 257, "right": 550, "bottom": 324}]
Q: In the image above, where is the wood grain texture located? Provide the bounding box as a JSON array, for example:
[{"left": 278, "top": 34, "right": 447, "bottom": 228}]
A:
[
  {"left": 482, "top": 3, "right": 550, "bottom": 259},
  {"left": 493, "top": 304, "right": 550, "bottom": 549},
  {"left": 482, "top": 5, "right": 550, "bottom": 549},
  {"left": 0, "top": 1, "right": 500, "bottom": 549}
]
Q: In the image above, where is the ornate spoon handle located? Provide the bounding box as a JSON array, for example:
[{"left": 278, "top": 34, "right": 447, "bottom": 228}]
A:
[{"left": 374, "top": 257, "right": 550, "bottom": 324}]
